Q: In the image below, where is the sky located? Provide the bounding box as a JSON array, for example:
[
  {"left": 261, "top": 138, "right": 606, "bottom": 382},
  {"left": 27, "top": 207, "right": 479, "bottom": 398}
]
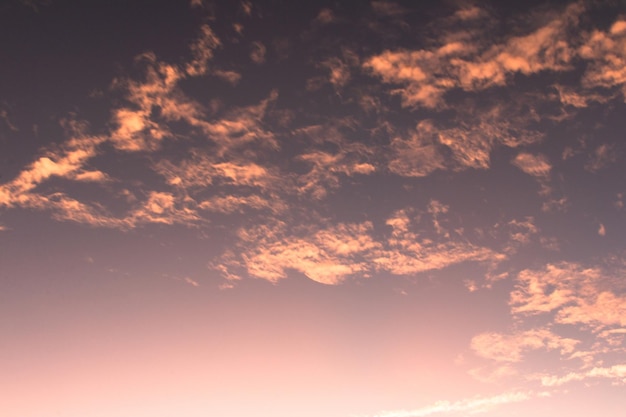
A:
[{"left": 1, "top": 0, "right": 626, "bottom": 415}]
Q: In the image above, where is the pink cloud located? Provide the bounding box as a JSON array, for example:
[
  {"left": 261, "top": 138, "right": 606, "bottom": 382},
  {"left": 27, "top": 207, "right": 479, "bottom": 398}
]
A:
[{"left": 512, "top": 152, "right": 552, "bottom": 179}]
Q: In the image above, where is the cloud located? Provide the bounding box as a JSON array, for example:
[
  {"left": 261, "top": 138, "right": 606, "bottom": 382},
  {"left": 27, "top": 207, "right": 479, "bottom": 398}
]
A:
[
  {"left": 250, "top": 41, "right": 267, "bottom": 64},
  {"left": 364, "top": 2, "right": 584, "bottom": 108},
  {"left": 467, "top": 260, "right": 626, "bottom": 386},
  {"left": 186, "top": 25, "right": 221, "bottom": 76},
  {"left": 213, "top": 203, "right": 504, "bottom": 285},
  {"left": 539, "top": 364, "right": 626, "bottom": 387},
  {"left": 315, "top": 8, "right": 335, "bottom": 25},
  {"left": 509, "top": 261, "right": 626, "bottom": 342},
  {"left": 198, "top": 91, "right": 279, "bottom": 156},
  {"left": 507, "top": 217, "right": 539, "bottom": 245},
  {"left": 291, "top": 123, "right": 376, "bottom": 198},
  {"left": 0, "top": 109, "right": 19, "bottom": 132},
  {"left": 388, "top": 121, "right": 446, "bottom": 177},
  {"left": 156, "top": 151, "right": 279, "bottom": 191},
  {"left": 371, "top": 208, "right": 504, "bottom": 276},
  {"left": 198, "top": 194, "right": 285, "bottom": 214},
  {"left": 454, "top": 6, "right": 486, "bottom": 21},
  {"left": 388, "top": 115, "right": 542, "bottom": 176},
  {"left": 471, "top": 328, "right": 578, "bottom": 363},
  {"left": 369, "top": 391, "right": 535, "bottom": 417},
  {"left": 512, "top": 152, "right": 551, "bottom": 179},
  {"left": 0, "top": 132, "right": 107, "bottom": 210},
  {"left": 129, "top": 191, "right": 200, "bottom": 226},
  {"left": 213, "top": 69, "right": 242, "bottom": 85},
  {"left": 231, "top": 221, "right": 379, "bottom": 285},
  {"left": 297, "top": 150, "right": 376, "bottom": 198},
  {"left": 585, "top": 144, "right": 616, "bottom": 172},
  {"left": 580, "top": 18, "right": 626, "bottom": 97}
]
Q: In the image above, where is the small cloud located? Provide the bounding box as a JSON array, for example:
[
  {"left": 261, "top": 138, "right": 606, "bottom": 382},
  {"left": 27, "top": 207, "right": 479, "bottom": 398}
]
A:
[
  {"left": 598, "top": 223, "right": 606, "bottom": 236},
  {"left": 184, "top": 277, "right": 200, "bottom": 287},
  {"left": 232, "top": 23, "right": 244, "bottom": 36},
  {"left": 213, "top": 69, "right": 242, "bottom": 85},
  {"left": 512, "top": 152, "right": 551, "bottom": 179},
  {"left": 315, "top": 8, "right": 335, "bottom": 24},
  {"left": 250, "top": 41, "right": 267, "bottom": 64},
  {"left": 240, "top": 0, "right": 252, "bottom": 16},
  {"left": 0, "top": 109, "right": 19, "bottom": 131}
]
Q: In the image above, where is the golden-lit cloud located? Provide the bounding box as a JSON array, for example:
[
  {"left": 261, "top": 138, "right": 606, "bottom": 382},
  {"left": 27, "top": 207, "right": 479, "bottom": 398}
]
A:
[
  {"left": 580, "top": 19, "right": 626, "bottom": 97},
  {"left": 364, "top": 2, "right": 583, "bottom": 108}
]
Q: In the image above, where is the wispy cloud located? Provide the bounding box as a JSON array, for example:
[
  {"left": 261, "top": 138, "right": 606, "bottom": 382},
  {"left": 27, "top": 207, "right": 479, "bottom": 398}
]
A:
[
  {"left": 539, "top": 364, "right": 626, "bottom": 387},
  {"left": 368, "top": 390, "right": 536, "bottom": 417}
]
